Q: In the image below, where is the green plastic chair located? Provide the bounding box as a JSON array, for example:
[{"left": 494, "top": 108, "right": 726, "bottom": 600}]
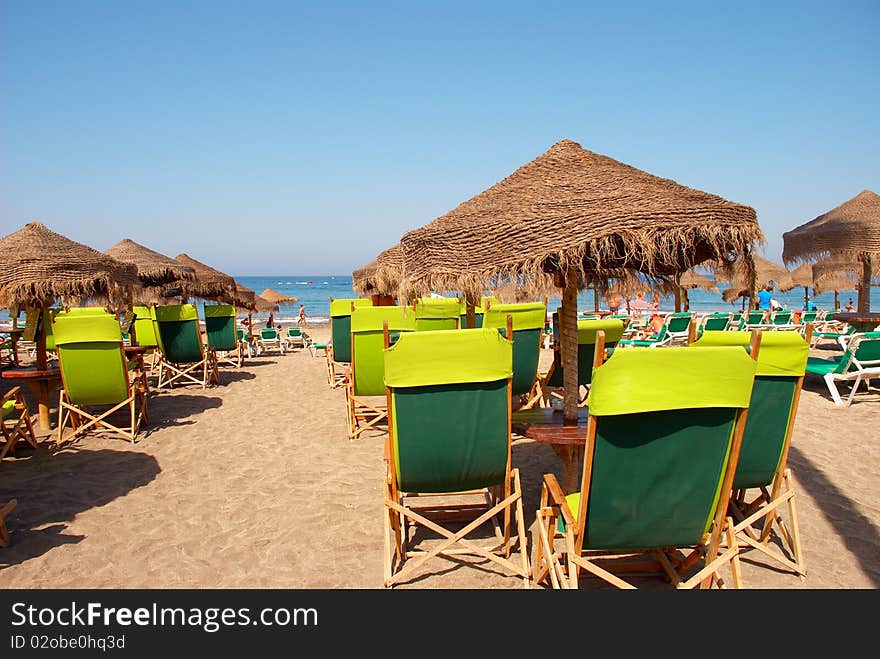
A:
[
  {"left": 483, "top": 302, "right": 547, "bottom": 403},
  {"left": 382, "top": 328, "right": 529, "bottom": 587},
  {"left": 53, "top": 310, "right": 148, "bottom": 444},
  {"left": 154, "top": 304, "right": 218, "bottom": 389},
  {"left": 618, "top": 312, "right": 693, "bottom": 347},
  {"left": 770, "top": 310, "right": 794, "bottom": 327},
  {"left": 328, "top": 297, "right": 373, "bottom": 387},
  {"left": 282, "top": 326, "right": 306, "bottom": 351},
  {"left": 700, "top": 313, "right": 732, "bottom": 334},
  {"left": 205, "top": 304, "right": 242, "bottom": 368},
  {"left": 738, "top": 309, "right": 767, "bottom": 330},
  {"left": 256, "top": 326, "right": 284, "bottom": 356},
  {"left": 538, "top": 319, "right": 625, "bottom": 406},
  {"left": 691, "top": 330, "right": 810, "bottom": 577},
  {"left": 413, "top": 297, "right": 460, "bottom": 331},
  {"left": 805, "top": 332, "right": 880, "bottom": 406},
  {"left": 532, "top": 345, "right": 756, "bottom": 589},
  {"left": 346, "top": 305, "right": 415, "bottom": 439}
]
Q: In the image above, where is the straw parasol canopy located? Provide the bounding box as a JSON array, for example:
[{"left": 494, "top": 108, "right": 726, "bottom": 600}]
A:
[
  {"left": 0, "top": 222, "right": 140, "bottom": 308},
  {"left": 173, "top": 253, "right": 237, "bottom": 300},
  {"left": 253, "top": 295, "right": 279, "bottom": 313},
  {"left": 783, "top": 190, "right": 880, "bottom": 312},
  {"left": 352, "top": 244, "right": 406, "bottom": 298},
  {"left": 105, "top": 238, "right": 196, "bottom": 288},
  {"left": 352, "top": 260, "right": 378, "bottom": 293},
  {"left": 718, "top": 254, "right": 794, "bottom": 304},
  {"left": 260, "top": 288, "right": 298, "bottom": 305},
  {"left": 221, "top": 283, "right": 256, "bottom": 310},
  {"left": 399, "top": 139, "right": 761, "bottom": 430}
]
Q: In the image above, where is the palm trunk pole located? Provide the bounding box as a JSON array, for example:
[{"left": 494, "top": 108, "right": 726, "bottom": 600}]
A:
[{"left": 561, "top": 266, "right": 579, "bottom": 425}]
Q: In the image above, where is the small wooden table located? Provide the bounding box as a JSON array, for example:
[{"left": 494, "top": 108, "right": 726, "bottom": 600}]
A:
[
  {"left": 834, "top": 312, "right": 880, "bottom": 333},
  {"left": 511, "top": 407, "right": 590, "bottom": 493},
  {"left": 1, "top": 367, "right": 62, "bottom": 431}
]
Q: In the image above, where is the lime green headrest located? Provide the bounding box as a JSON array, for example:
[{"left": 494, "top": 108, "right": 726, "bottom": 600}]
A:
[
  {"left": 155, "top": 304, "right": 199, "bottom": 322},
  {"left": 482, "top": 302, "right": 546, "bottom": 331},
  {"left": 414, "top": 297, "right": 460, "bottom": 319},
  {"left": 204, "top": 304, "right": 236, "bottom": 318},
  {"left": 330, "top": 298, "right": 372, "bottom": 317},
  {"left": 577, "top": 318, "right": 624, "bottom": 344},
  {"left": 588, "top": 346, "right": 756, "bottom": 416},
  {"left": 53, "top": 312, "right": 123, "bottom": 345},
  {"left": 65, "top": 307, "right": 111, "bottom": 315},
  {"left": 385, "top": 328, "right": 512, "bottom": 388},
  {"left": 693, "top": 331, "right": 808, "bottom": 377},
  {"left": 351, "top": 305, "right": 415, "bottom": 333}
]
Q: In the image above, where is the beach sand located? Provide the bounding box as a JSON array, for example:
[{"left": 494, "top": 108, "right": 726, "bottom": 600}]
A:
[{"left": 1, "top": 327, "right": 878, "bottom": 589}]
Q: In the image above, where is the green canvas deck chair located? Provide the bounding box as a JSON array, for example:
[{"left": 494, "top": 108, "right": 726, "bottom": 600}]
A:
[
  {"left": 383, "top": 328, "right": 530, "bottom": 588},
  {"left": 346, "top": 306, "right": 415, "bottom": 439},
  {"left": 536, "top": 318, "right": 624, "bottom": 407},
  {"left": 700, "top": 312, "right": 732, "bottom": 334},
  {"left": 532, "top": 340, "right": 755, "bottom": 589},
  {"left": 256, "top": 326, "right": 284, "bottom": 356},
  {"left": 132, "top": 305, "right": 161, "bottom": 370},
  {"left": 805, "top": 332, "right": 880, "bottom": 406},
  {"left": 483, "top": 302, "right": 547, "bottom": 409},
  {"left": 154, "top": 304, "right": 219, "bottom": 389},
  {"left": 413, "top": 297, "right": 460, "bottom": 331},
  {"left": 328, "top": 297, "right": 373, "bottom": 388},
  {"left": 691, "top": 329, "right": 810, "bottom": 578},
  {"left": 53, "top": 310, "right": 148, "bottom": 444},
  {"left": 618, "top": 312, "right": 693, "bottom": 348},
  {"left": 1, "top": 386, "right": 38, "bottom": 459},
  {"left": 282, "top": 326, "right": 307, "bottom": 351},
  {"left": 205, "top": 304, "right": 242, "bottom": 368}
]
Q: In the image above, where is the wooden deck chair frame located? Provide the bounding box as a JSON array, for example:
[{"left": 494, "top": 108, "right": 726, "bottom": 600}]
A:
[
  {"left": 531, "top": 331, "right": 758, "bottom": 590},
  {"left": 691, "top": 327, "right": 811, "bottom": 579},
  {"left": 0, "top": 499, "right": 17, "bottom": 547},
  {"left": 345, "top": 306, "right": 414, "bottom": 440},
  {"left": 154, "top": 304, "right": 219, "bottom": 390},
  {"left": 53, "top": 311, "right": 149, "bottom": 445},
  {"left": 382, "top": 328, "right": 530, "bottom": 588},
  {"left": 1, "top": 386, "right": 38, "bottom": 459}
]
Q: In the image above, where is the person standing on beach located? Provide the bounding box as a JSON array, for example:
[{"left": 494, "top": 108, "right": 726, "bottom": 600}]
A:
[
  {"left": 757, "top": 284, "right": 773, "bottom": 311},
  {"left": 297, "top": 305, "right": 307, "bottom": 327}
]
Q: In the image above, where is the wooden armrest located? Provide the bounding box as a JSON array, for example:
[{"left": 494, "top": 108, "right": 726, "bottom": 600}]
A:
[
  {"left": 542, "top": 473, "right": 576, "bottom": 526},
  {"left": 1, "top": 386, "right": 23, "bottom": 403}
]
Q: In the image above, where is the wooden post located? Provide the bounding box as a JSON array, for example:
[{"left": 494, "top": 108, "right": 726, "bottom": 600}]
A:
[
  {"left": 560, "top": 266, "right": 579, "bottom": 425},
  {"left": 36, "top": 302, "right": 48, "bottom": 371},
  {"left": 466, "top": 297, "right": 476, "bottom": 330},
  {"left": 858, "top": 254, "right": 872, "bottom": 313},
  {"left": 673, "top": 286, "right": 682, "bottom": 313},
  {"left": 683, "top": 287, "right": 690, "bottom": 312},
  {"left": 593, "top": 287, "right": 599, "bottom": 313},
  {"left": 834, "top": 290, "right": 839, "bottom": 310}
]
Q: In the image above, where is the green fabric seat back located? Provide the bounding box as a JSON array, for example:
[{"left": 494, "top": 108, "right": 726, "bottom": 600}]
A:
[
  {"left": 666, "top": 312, "right": 693, "bottom": 333},
  {"left": 545, "top": 319, "right": 624, "bottom": 387},
  {"left": 286, "top": 327, "right": 303, "bottom": 338},
  {"left": 351, "top": 306, "right": 416, "bottom": 397},
  {"left": 703, "top": 314, "right": 730, "bottom": 331},
  {"left": 773, "top": 311, "right": 792, "bottom": 325},
  {"left": 205, "top": 304, "right": 237, "bottom": 352},
  {"left": 747, "top": 310, "right": 765, "bottom": 324},
  {"left": 53, "top": 311, "right": 129, "bottom": 406},
  {"left": 260, "top": 327, "right": 279, "bottom": 340},
  {"left": 132, "top": 306, "right": 159, "bottom": 348},
  {"left": 692, "top": 331, "right": 809, "bottom": 489},
  {"left": 483, "top": 302, "right": 546, "bottom": 395},
  {"left": 385, "top": 329, "right": 512, "bottom": 493},
  {"left": 801, "top": 311, "right": 818, "bottom": 323},
  {"left": 414, "top": 298, "right": 460, "bottom": 331},
  {"left": 577, "top": 347, "right": 756, "bottom": 550},
  {"left": 853, "top": 333, "right": 880, "bottom": 365},
  {"left": 154, "top": 305, "right": 204, "bottom": 364},
  {"left": 330, "top": 298, "right": 372, "bottom": 363}
]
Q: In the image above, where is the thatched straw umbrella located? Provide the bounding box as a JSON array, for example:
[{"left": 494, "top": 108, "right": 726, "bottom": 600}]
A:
[
  {"left": 105, "top": 239, "right": 196, "bottom": 288},
  {"left": 260, "top": 289, "right": 298, "bottom": 306},
  {"left": 173, "top": 253, "right": 237, "bottom": 301},
  {"left": 664, "top": 269, "right": 719, "bottom": 312},
  {"left": 400, "top": 139, "right": 761, "bottom": 425},
  {"left": 0, "top": 222, "right": 140, "bottom": 369},
  {"left": 352, "top": 260, "right": 378, "bottom": 293},
  {"left": 783, "top": 190, "right": 880, "bottom": 312},
  {"left": 718, "top": 254, "right": 794, "bottom": 308},
  {"left": 253, "top": 295, "right": 279, "bottom": 313},
  {"left": 353, "top": 244, "right": 405, "bottom": 306}
]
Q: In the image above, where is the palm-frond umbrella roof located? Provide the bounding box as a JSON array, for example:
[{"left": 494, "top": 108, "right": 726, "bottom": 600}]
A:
[
  {"left": 353, "top": 244, "right": 405, "bottom": 296},
  {"left": 173, "top": 253, "right": 237, "bottom": 299},
  {"left": 0, "top": 221, "right": 140, "bottom": 307},
  {"left": 783, "top": 190, "right": 880, "bottom": 262},
  {"left": 260, "top": 288, "right": 297, "bottom": 305},
  {"left": 253, "top": 295, "right": 279, "bottom": 313},
  {"left": 718, "top": 254, "right": 794, "bottom": 302},
  {"left": 222, "top": 283, "right": 256, "bottom": 310},
  {"left": 105, "top": 238, "right": 196, "bottom": 287},
  {"left": 677, "top": 269, "right": 719, "bottom": 293},
  {"left": 352, "top": 260, "right": 378, "bottom": 293},
  {"left": 400, "top": 139, "right": 762, "bottom": 299},
  {"left": 813, "top": 273, "right": 857, "bottom": 295}
]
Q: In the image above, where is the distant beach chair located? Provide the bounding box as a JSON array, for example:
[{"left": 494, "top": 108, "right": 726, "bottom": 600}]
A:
[
  {"left": 738, "top": 309, "right": 767, "bottom": 330},
  {"left": 154, "top": 304, "right": 219, "bottom": 389},
  {"left": 346, "top": 306, "right": 415, "bottom": 440},
  {"left": 413, "top": 297, "right": 460, "bottom": 331},
  {"left": 699, "top": 312, "right": 732, "bottom": 335},
  {"left": 618, "top": 312, "right": 693, "bottom": 348},
  {"left": 691, "top": 328, "right": 810, "bottom": 578},
  {"left": 532, "top": 338, "right": 755, "bottom": 589},
  {"left": 53, "top": 309, "right": 149, "bottom": 444},
  {"left": 482, "top": 302, "right": 547, "bottom": 409},
  {"left": 1, "top": 386, "right": 38, "bottom": 459},
  {"left": 256, "top": 327, "right": 284, "bottom": 356},
  {"left": 383, "top": 328, "right": 530, "bottom": 588},
  {"left": 327, "top": 297, "right": 373, "bottom": 388},
  {"left": 0, "top": 499, "right": 17, "bottom": 547},
  {"left": 805, "top": 332, "right": 880, "bottom": 406},
  {"left": 205, "top": 304, "right": 242, "bottom": 368},
  {"left": 281, "top": 326, "right": 306, "bottom": 351},
  {"left": 535, "top": 318, "right": 624, "bottom": 407}
]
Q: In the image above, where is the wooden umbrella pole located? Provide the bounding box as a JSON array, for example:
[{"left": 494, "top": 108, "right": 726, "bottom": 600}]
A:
[
  {"left": 858, "top": 254, "right": 872, "bottom": 313},
  {"left": 673, "top": 285, "right": 682, "bottom": 313},
  {"left": 466, "top": 293, "right": 477, "bottom": 329},
  {"left": 593, "top": 287, "right": 599, "bottom": 312},
  {"left": 561, "top": 266, "right": 579, "bottom": 425},
  {"left": 36, "top": 302, "right": 48, "bottom": 371}
]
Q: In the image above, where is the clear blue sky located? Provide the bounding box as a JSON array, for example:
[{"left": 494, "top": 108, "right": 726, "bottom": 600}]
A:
[{"left": 2, "top": 1, "right": 877, "bottom": 276}]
